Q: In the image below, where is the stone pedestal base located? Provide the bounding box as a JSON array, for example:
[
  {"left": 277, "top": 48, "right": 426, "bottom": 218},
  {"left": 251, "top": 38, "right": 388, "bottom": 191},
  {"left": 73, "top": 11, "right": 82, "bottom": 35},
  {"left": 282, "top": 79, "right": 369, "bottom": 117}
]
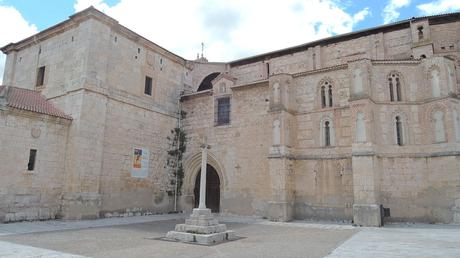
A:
[
  {"left": 165, "top": 208, "right": 236, "bottom": 245},
  {"left": 353, "top": 204, "right": 382, "bottom": 227},
  {"left": 267, "top": 201, "right": 293, "bottom": 222}
]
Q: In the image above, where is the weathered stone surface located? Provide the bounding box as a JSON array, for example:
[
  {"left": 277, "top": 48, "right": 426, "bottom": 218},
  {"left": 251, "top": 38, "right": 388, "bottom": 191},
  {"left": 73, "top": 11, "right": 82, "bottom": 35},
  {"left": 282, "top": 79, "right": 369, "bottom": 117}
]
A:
[{"left": 1, "top": 7, "right": 459, "bottom": 225}]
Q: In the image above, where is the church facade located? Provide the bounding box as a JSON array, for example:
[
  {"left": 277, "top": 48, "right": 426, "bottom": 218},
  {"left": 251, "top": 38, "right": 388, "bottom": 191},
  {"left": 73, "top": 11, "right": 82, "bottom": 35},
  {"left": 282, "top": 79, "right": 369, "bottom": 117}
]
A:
[{"left": 1, "top": 7, "right": 459, "bottom": 226}]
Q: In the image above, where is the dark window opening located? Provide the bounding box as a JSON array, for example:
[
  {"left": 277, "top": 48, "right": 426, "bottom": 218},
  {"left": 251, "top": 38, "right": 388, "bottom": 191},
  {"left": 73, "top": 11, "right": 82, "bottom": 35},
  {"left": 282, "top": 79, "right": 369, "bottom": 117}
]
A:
[
  {"left": 138, "top": 48, "right": 141, "bottom": 54},
  {"left": 321, "top": 86, "right": 326, "bottom": 108},
  {"left": 28, "top": 149, "right": 37, "bottom": 171},
  {"left": 328, "top": 86, "right": 333, "bottom": 107},
  {"left": 216, "top": 97, "right": 230, "bottom": 125},
  {"left": 36, "top": 66, "right": 45, "bottom": 87},
  {"left": 266, "top": 63, "right": 270, "bottom": 77},
  {"left": 389, "top": 78, "right": 394, "bottom": 101},
  {"left": 144, "top": 76, "right": 152, "bottom": 95},
  {"left": 417, "top": 26, "right": 424, "bottom": 40},
  {"left": 396, "top": 77, "right": 401, "bottom": 101},
  {"left": 198, "top": 72, "right": 220, "bottom": 91},
  {"left": 325, "top": 121, "right": 331, "bottom": 146},
  {"left": 396, "top": 116, "right": 403, "bottom": 146}
]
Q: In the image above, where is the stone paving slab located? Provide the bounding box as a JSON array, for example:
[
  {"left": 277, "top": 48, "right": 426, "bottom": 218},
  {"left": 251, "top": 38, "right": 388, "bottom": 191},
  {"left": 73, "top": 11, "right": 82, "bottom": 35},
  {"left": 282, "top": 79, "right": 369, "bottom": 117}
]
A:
[
  {"left": 325, "top": 225, "right": 460, "bottom": 258},
  {"left": 0, "top": 240, "right": 88, "bottom": 258},
  {"left": 0, "top": 213, "right": 185, "bottom": 236}
]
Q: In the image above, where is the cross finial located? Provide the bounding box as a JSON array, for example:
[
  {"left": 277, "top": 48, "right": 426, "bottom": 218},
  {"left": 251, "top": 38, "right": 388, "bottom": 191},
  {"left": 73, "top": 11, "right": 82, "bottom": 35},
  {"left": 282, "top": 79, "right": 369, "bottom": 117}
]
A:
[
  {"left": 201, "top": 42, "right": 204, "bottom": 58},
  {"left": 200, "top": 135, "right": 210, "bottom": 149}
]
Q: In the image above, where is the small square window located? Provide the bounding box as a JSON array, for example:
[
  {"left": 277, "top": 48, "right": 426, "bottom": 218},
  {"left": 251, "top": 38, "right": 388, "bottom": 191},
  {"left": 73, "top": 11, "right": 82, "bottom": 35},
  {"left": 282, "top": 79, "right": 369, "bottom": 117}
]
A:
[
  {"left": 28, "top": 149, "right": 37, "bottom": 171},
  {"left": 36, "top": 66, "right": 45, "bottom": 87},
  {"left": 144, "top": 76, "right": 152, "bottom": 96}
]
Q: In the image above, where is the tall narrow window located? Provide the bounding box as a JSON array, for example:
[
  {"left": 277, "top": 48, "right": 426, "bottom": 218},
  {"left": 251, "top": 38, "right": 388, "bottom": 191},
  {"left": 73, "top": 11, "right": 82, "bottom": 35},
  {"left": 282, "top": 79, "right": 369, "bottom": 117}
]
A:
[
  {"left": 325, "top": 121, "right": 331, "bottom": 146},
  {"left": 320, "top": 80, "right": 333, "bottom": 108},
  {"left": 144, "top": 76, "right": 152, "bottom": 95},
  {"left": 328, "top": 86, "right": 333, "bottom": 107},
  {"left": 36, "top": 66, "right": 45, "bottom": 87},
  {"left": 389, "top": 73, "right": 401, "bottom": 102},
  {"left": 216, "top": 97, "right": 230, "bottom": 125},
  {"left": 417, "top": 26, "right": 424, "bottom": 40},
  {"left": 28, "top": 149, "right": 37, "bottom": 171},
  {"left": 389, "top": 78, "right": 394, "bottom": 101},
  {"left": 395, "top": 116, "right": 403, "bottom": 146},
  {"left": 396, "top": 77, "right": 401, "bottom": 101},
  {"left": 266, "top": 62, "right": 270, "bottom": 77},
  {"left": 321, "top": 86, "right": 326, "bottom": 108}
]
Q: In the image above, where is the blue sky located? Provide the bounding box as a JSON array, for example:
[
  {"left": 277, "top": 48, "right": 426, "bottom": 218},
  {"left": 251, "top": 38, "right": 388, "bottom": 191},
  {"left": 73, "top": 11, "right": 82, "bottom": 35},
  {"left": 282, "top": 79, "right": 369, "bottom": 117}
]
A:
[{"left": 1, "top": 0, "right": 460, "bottom": 83}]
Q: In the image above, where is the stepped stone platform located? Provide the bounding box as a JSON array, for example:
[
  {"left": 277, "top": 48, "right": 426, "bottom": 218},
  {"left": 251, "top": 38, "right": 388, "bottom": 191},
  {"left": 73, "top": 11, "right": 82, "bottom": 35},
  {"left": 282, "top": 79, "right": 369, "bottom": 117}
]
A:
[{"left": 165, "top": 208, "right": 236, "bottom": 245}]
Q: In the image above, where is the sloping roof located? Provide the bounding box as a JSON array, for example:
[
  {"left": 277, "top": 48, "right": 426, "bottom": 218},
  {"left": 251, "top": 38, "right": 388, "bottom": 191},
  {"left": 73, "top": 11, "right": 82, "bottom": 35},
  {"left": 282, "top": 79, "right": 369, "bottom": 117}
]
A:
[
  {"left": 229, "top": 12, "right": 460, "bottom": 67},
  {"left": 0, "top": 86, "right": 72, "bottom": 120}
]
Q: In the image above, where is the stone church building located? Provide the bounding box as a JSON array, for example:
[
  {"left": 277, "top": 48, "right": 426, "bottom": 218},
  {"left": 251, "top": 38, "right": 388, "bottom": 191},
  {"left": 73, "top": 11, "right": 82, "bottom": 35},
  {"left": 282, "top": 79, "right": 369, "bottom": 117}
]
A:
[{"left": 1, "top": 7, "right": 459, "bottom": 226}]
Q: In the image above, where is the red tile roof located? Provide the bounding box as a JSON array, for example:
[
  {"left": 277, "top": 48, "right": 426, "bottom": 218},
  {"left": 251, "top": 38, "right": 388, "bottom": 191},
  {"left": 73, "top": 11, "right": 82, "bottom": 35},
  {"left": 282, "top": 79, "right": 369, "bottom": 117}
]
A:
[{"left": 0, "top": 86, "right": 72, "bottom": 120}]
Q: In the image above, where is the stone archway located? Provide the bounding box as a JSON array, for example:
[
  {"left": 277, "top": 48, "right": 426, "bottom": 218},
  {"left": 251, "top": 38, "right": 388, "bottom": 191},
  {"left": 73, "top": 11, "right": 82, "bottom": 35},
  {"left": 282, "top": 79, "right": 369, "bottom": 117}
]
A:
[
  {"left": 194, "top": 164, "right": 220, "bottom": 212},
  {"left": 182, "top": 151, "right": 226, "bottom": 212}
]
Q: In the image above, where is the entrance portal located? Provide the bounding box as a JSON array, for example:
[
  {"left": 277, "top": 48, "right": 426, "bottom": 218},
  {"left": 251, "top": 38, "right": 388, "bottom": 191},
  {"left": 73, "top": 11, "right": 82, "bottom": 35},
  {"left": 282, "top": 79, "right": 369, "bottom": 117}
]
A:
[{"left": 194, "top": 164, "right": 220, "bottom": 213}]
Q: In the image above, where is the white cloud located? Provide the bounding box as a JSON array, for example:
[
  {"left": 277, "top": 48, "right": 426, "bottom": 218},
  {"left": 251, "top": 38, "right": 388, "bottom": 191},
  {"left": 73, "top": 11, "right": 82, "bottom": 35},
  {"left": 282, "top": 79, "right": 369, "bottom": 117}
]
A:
[
  {"left": 74, "top": 0, "right": 370, "bottom": 62},
  {"left": 0, "top": 5, "right": 38, "bottom": 84},
  {"left": 74, "top": 0, "right": 110, "bottom": 12},
  {"left": 382, "top": 0, "right": 411, "bottom": 24},
  {"left": 417, "top": 0, "right": 460, "bottom": 15}
]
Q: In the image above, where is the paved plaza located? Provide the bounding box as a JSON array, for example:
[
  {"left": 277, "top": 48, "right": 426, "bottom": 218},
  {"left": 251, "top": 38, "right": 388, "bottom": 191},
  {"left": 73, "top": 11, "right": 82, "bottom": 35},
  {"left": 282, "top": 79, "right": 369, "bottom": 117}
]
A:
[{"left": 0, "top": 214, "right": 459, "bottom": 258}]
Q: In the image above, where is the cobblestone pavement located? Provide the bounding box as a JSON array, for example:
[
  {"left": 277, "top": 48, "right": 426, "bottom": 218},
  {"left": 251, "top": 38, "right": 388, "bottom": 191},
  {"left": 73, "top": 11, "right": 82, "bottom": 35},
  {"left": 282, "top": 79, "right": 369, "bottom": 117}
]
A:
[{"left": 0, "top": 214, "right": 459, "bottom": 258}]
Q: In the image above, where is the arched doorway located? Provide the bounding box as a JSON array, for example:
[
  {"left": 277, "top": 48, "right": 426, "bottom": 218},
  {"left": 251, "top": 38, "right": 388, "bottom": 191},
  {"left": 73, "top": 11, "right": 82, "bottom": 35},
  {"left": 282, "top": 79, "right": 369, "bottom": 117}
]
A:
[{"left": 194, "top": 164, "right": 220, "bottom": 213}]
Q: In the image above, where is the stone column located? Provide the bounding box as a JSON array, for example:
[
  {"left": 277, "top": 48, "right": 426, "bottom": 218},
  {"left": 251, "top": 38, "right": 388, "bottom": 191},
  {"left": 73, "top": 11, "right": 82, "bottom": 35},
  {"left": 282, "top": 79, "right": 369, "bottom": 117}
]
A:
[{"left": 198, "top": 144, "right": 208, "bottom": 209}]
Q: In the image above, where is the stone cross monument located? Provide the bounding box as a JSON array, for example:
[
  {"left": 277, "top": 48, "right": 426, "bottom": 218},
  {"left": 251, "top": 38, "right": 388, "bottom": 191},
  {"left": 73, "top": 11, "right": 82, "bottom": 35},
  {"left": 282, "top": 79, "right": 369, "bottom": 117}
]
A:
[{"left": 165, "top": 137, "right": 235, "bottom": 244}]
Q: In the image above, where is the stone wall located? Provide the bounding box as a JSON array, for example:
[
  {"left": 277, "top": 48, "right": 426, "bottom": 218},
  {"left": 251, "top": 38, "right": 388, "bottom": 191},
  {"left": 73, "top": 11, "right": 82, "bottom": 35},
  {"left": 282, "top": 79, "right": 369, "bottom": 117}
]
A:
[
  {"left": 180, "top": 82, "right": 272, "bottom": 217},
  {"left": 0, "top": 109, "right": 70, "bottom": 222}
]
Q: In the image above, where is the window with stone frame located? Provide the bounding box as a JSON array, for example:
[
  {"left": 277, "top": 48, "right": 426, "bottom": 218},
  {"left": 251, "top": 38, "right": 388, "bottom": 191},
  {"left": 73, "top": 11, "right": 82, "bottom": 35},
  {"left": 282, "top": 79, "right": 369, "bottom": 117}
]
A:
[
  {"left": 320, "top": 80, "right": 333, "bottom": 108},
  {"left": 36, "top": 66, "right": 46, "bottom": 87},
  {"left": 320, "top": 118, "right": 334, "bottom": 147},
  {"left": 395, "top": 116, "right": 404, "bottom": 146},
  {"left": 144, "top": 76, "right": 153, "bottom": 95},
  {"left": 388, "top": 73, "right": 402, "bottom": 102},
  {"left": 215, "top": 97, "right": 231, "bottom": 126}
]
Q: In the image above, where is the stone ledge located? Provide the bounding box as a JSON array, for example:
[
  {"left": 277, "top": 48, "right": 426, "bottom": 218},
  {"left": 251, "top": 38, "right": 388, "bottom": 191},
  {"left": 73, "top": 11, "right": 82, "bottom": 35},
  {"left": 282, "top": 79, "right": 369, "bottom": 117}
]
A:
[
  {"left": 175, "top": 223, "right": 227, "bottom": 234},
  {"left": 165, "top": 230, "right": 236, "bottom": 245}
]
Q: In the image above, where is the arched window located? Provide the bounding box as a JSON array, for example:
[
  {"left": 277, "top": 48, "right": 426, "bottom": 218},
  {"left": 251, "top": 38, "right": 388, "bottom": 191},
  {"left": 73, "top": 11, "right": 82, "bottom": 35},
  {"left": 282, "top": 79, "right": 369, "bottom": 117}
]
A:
[
  {"left": 395, "top": 116, "right": 403, "bottom": 146},
  {"left": 321, "top": 118, "right": 334, "bottom": 147},
  {"left": 325, "top": 121, "right": 331, "bottom": 146},
  {"left": 321, "top": 86, "right": 326, "bottom": 108},
  {"left": 388, "top": 73, "right": 402, "bottom": 102},
  {"left": 320, "top": 80, "right": 333, "bottom": 108},
  {"left": 417, "top": 26, "right": 424, "bottom": 40},
  {"left": 328, "top": 86, "right": 333, "bottom": 107}
]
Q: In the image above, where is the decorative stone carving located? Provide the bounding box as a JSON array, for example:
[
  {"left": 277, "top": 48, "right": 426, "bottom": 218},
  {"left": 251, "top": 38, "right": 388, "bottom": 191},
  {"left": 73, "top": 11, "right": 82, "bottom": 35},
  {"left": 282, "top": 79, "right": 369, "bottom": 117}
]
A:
[
  {"left": 353, "top": 69, "right": 363, "bottom": 94},
  {"left": 431, "top": 69, "right": 441, "bottom": 97},
  {"left": 356, "top": 112, "right": 366, "bottom": 143},
  {"left": 433, "top": 110, "right": 445, "bottom": 142},
  {"left": 31, "top": 127, "right": 41, "bottom": 138},
  {"left": 453, "top": 109, "right": 460, "bottom": 142},
  {"left": 273, "top": 83, "right": 280, "bottom": 105},
  {"left": 447, "top": 65, "right": 456, "bottom": 93},
  {"left": 273, "top": 119, "right": 281, "bottom": 146}
]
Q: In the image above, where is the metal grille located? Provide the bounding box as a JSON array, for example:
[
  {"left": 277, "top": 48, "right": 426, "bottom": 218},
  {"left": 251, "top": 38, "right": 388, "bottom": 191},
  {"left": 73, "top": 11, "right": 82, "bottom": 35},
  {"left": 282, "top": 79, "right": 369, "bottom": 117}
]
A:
[{"left": 216, "top": 97, "right": 230, "bottom": 125}]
